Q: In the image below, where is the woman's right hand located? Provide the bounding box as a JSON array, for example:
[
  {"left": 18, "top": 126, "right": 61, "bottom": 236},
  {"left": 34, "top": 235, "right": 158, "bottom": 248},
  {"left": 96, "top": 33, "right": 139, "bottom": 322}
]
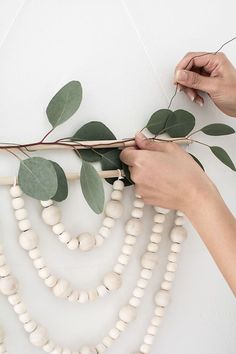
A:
[{"left": 174, "top": 52, "right": 236, "bottom": 117}]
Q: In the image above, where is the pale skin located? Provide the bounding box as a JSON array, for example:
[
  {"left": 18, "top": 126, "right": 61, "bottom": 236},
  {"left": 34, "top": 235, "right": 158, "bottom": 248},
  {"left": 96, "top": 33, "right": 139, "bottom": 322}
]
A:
[{"left": 120, "top": 52, "right": 236, "bottom": 296}]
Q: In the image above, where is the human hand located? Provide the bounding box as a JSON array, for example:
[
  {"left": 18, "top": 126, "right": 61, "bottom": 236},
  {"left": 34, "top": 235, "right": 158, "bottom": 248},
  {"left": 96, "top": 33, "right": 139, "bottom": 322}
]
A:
[
  {"left": 120, "top": 133, "right": 218, "bottom": 214},
  {"left": 174, "top": 52, "right": 236, "bottom": 117}
]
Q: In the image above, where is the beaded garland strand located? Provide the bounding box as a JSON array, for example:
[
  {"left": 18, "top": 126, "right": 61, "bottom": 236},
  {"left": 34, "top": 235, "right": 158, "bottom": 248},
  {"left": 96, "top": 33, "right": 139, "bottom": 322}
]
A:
[
  {"left": 0, "top": 198, "right": 187, "bottom": 353},
  {"left": 0, "top": 327, "right": 9, "bottom": 354}
]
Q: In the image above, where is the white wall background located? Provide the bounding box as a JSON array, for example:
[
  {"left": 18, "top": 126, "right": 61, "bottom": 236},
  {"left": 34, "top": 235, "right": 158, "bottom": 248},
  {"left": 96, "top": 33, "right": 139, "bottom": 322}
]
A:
[{"left": 0, "top": 1, "right": 235, "bottom": 353}]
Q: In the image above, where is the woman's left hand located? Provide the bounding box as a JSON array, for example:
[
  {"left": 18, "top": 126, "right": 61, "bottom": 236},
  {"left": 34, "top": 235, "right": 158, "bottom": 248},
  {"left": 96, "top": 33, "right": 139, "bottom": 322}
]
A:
[{"left": 120, "top": 133, "right": 216, "bottom": 213}]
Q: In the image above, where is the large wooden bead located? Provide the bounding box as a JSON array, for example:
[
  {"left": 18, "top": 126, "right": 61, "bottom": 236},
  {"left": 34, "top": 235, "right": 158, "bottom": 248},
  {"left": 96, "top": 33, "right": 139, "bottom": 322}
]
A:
[
  {"left": 41, "top": 206, "right": 61, "bottom": 226},
  {"left": 0, "top": 276, "right": 18, "bottom": 295},
  {"left": 103, "top": 272, "right": 121, "bottom": 290},
  {"left": 105, "top": 201, "right": 123, "bottom": 219},
  {"left": 170, "top": 226, "right": 187, "bottom": 243},
  {"left": 141, "top": 252, "right": 158, "bottom": 270},
  {"left": 78, "top": 233, "right": 95, "bottom": 251},
  {"left": 125, "top": 218, "right": 142, "bottom": 236},
  {"left": 53, "top": 279, "right": 71, "bottom": 298},
  {"left": 19, "top": 230, "right": 38, "bottom": 251},
  {"left": 29, "top": 326, "right": 48, "bottom": 347},
  {"left": 155, "top": 290, "right": 170, "bottom": 307},
  {"left": 119, "top": 305, "right": 136, "bottom": 323}
]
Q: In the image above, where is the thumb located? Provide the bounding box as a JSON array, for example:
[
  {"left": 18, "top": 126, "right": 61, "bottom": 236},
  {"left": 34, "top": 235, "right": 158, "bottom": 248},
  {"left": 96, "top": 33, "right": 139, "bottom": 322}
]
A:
[
  {"left": 135, "top": 132, "right": 167, "bottom": 152},
  {"left": 175, "top": 69, "right": 215, "bottom": 93}
]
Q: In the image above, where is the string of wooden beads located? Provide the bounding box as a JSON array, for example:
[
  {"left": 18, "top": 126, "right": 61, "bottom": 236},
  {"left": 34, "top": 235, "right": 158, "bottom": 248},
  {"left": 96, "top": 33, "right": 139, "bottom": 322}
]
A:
[
  {"left": 10, "top": 186, "right": 145, "bottom": 303},
  {"left": 135, "top": 210, "right": 187, "bottom": 354},
  {"left": 0, "top": 327, "right": 9, "bottom": 354}
]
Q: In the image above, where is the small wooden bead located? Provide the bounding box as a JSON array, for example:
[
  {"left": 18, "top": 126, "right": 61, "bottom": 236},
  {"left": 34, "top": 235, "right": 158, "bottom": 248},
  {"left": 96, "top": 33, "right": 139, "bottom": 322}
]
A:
[
  {"left": 144, "top": 334, "right": 154, "bottom": 345},
  {"left": 58, "top": 231, "right": 72, "bottom": 243},
  {"left": 167, "top": 262, "right": 177, "bottom": 272},
  {"left": 141, "top": 269, "right": 152, "bottom": 280},
  {"left": 0, "top": 255, "right": 5, "bottom": 267},
  {"left": 15, "top": 208, "right": 28, "bottom": 221},
  {"left": 171, "top": 243, "right": 181, "bottom": 253},
  {"left": 103, "top": 272, "right": 121, "bottom": 291},
  {"left": 43, "top": 340, "right": 56, "bottom": 352},
  {"left": 175, "top": 216, "right": 184, "bottom": 226},
  {"left": 80, "top": 346, "right": 97, "bottom": 354},
  {"left": 131, "top": 208, "right": 143, "bottom": 219},
  {"left": 38, "top": 267, "right": 50, "bottom": 279},
  {"left": 147, "top": 243, "right": 159, "bottom": 253},
  {"left": 98, "top": 227, "right": 110, "bottom": 238},
  {"left": 19, "top": 312, "right": 31, "bottom": 324},
  {"left": 62, "top": 349, "right": 72, "bottom": 354},
  {"left": 109, "top": 328, "right": 120, "bottom": 340},
  {"left": 45, "top": 276, "right": 57, "bottom": 288},
  {"left": 155, "top": 290, "right": 170, "bottom": 307},
  {"left": 137, "top": 278, "right": 148, "bottom": 289},
  {"left": 176, "top": 210, "right": 184, "bottom": 216},
  {"left": 118, "top": 254, "right": 129, "bottom": 265},
  {"left": 125, "top": 218, "right": 142, "bottom": 236},
  {"left": 168, "top": 252, "right": 178, "bottom": 262},
  {"left": 19, "top": 230, "right": 38, "bottom": 251},
  {"left": 115, "top": 320, "right": 127, "bottom": 332},
  {"left": 155, "top": 306, "right": 165, "bottom": 317},
  {"left": 141, "top": 252, "right": 158, "bottom": 270},
  {"left": 150, "top": 233, "right": 162, "bottom": 244},
  {"left": 113, "top": 263, "right": 124, "bottom": 274},
  {"left": 12, "top": 197, "right": 24, "bottom": 210},
  {"left": 96, "top": 343, "right": 106, "bottom": 353},
  {"left": 88, "top": 289, "right": 98, "bottom": 302},
  {"left": 147, "top": 325, "right": 157, "bottom": 336},
  {"left": 96, "top": 285, "right": 108, "bottom": 297},
  {"left": 68, "top": 290, "right": 79, "bottom": 302},
  {"left": 119, "top": 305, "right": 136, "bottom": 323},
  {"left": 78, "top": 233, "right": 95, "bottom": 251},
  {"left": 154, "top": 214, "right": 165, "bottom": 223},
  {"left": 161, "top": 281, "right": 172, "bottom": 291},
  {"left": 111, "top": 190, "right": 123, "bottom": 201},
  {"left": 10, "top": 185, "right": 22, "bottom": 197},
  {"left": 170, "top": 226, "right": 187, "bottom": 243},
  {"left": 18, "top": 219, "right": 31, "bottom": 231},
  {"left": 133, "top": 199, "right": 144, "bottom": 208},
  {"left": 0, "top": 276, "right": 18, "bottom": 295},
  {"left": 51, "top": 345, "right": 63, "bottom": 354},
  {"left": 40, "top": 200, "right": 53, "bottom": 207},
  {"left": 153, "top": 207, "right": 170, "bottom": 214},
  {"left": 41, "top": 206, "right": 61, "bottom": 226},
  {"left": 129, "top": 297, "right": 140, "bottom": 307},
  {"left": 152, "top": 224, "right": 164, "bottom": 233},
  {"left": 140, "top": 344, "right": 150, "bottom": 353},
  {"left": 33, "top": 257, "right": 45, "bottom": 269},
  {"left": 102, "top": 217, "right": 115, "bottom": 229},
  {"left": 29, "top": 326, "right": 48, "bottom": 347},
  {"left": 113, "top": 180, "right": 124, "bottom": 191},
  {"left": 105, "top": 200, "right": 123, "bottom": 219},
  {"left": 52, "top": 223, "right": 65, "bottom": 235},
  {"left": 8, "top": 293, "right": 21, "bottom": 305},
  {"left": 67, "top": 238, "right": 79, "bottom": 250},
  {"left": 24, "top": 320, "right": 37, "bottom": 333},
  {"left": 125, "top": 235, "right": 136, "bottom": 245},
  {"left": 28, "top": 248, "right": 40, "bottom": 259},
  {"left": 53, "top": 279, "right": 71, "bottom": 299},
  {"left": 0, "top": 265, "right": 10, "bottom": 277},
  {"left": 151, "top": 316, "right": 162, "bottom": 326},
  {"left": 95, "top": 234, "right": 104, "bottom": 247},
  {"left": 102, "top": 336, "right": 113, "bottom": 348},
  {"left": 164, "top": 271, "right": 175, "bottom": 282},
  {"left": 122, "top": 244, "right": 133, "bottom": 256},
  {"left": 133, "top": 287, "right": 144, "bottom": 298},
  {"left": 14, "top": 301, "right": 26, "bottom": 314}
]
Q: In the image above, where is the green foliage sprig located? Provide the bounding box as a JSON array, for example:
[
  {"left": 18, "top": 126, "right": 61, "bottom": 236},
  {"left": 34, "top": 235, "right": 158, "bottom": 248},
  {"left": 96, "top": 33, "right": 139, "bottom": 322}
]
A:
[{"left": 1, "top": 81, "right": 235, "bottom": 214}]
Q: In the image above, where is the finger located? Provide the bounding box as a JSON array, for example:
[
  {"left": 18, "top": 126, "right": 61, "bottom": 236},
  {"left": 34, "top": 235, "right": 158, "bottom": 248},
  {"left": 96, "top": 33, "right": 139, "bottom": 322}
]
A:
[
  {"left": 182, "top": 87, "right": 204, "bottom": 106},
  {"left": 135, "top": 132, "right": 168, "bottom": 152},
  {"left": 175, "top": 69, "right": 218, "bottom": 94},
  {"left": 120, "top": 147, "right": 137, "bottom": 166},
  {"left": 175, "top": 52, "right": 213, "bottom": 73}
]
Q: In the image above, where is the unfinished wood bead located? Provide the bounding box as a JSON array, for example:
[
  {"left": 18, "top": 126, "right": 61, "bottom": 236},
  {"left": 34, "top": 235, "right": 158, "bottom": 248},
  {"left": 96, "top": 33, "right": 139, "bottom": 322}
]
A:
[
  {"left": 141, "top": 252, "right": 158, "bottom": 270},
  {"left": 113, "top": 263, "right": 124, "bottom": 274},
  {"left": 40, "top": 200, "right": 53, "bottom": 207},
  {"left": 80, "top": 346, "right": 97, "bottom": 354},
  {"left": 119, "top": 305, "right": 136, "bottom": 323},
  {"left": 52, "top": 223, "right": 65, "bottom": 235},
  {"left": 147, "top": 242, "right": 159, "bottom": 253},
  {"left": 122, "top": 244, "right": 133, "bottom": 256},
  {"left": 164, "top": 271, "right": 175, "bottom": 282},
  {"left": 15, "top": 208, "right": 28, "bottom": 221},
  {"left": 10, "top": 185, "right": 22, "bottom": 197},
  {"left": 113, "top": 180, "right": 124, "bottom": 191},
  {"left": 105, "top": 200, "right": 123, "bottom": 219},
  {"left": 125, "top": 235, "right": 136, "bottom": 245},
  {"left": 29, "top": 326, "right": 48, "bottom": 347},
  {"left": 12, "top": 197, "right": 24, "bottom": 210},
  {"left": 167, "top": 262, "right": 177, "bottom": 272},
  {"left": 141, "top": 269, "right": 152, "bottom": 280},
  {"left": 58, "top": 231, "right": 72, "bottom": 243},
  {"left": 0, "top": 276, "right": 18, "bottom": 295},
  {"left": 78, "top": 233, "right": 95, "bottom": 251},
  {"left": 68, "top": 290, "right": 79, "bottom": 302},
  {"left": 176, "top": 210, "right": 184, "bottom": 216},
  {"left": 53, "top": 279, "right": 71, "bottom": 298},
  {"left": 140, "top": 344, "right": 150, "bottom": 353},
  {"left": 175, "top": 216, "right": 184, "bottom": 226},
  {"left": 0, "top": 265, "right": 10, "bottom": 277},
  {"left": 19, "top": 230, "right": 38, "bottom": 251},
  {"left": 115, "top": 320, "right": 127, "bottom": 332},
  {"left": 131, "top": 208, "right": 143, "bottom": 219},
  {"left": 24, "top": 320, "right": 37, "bottom": 333},
  {"left": 98, "top": 226, "right": 110, "bottom": 238},
  {"left": 42, "top": 206, "right": 61, "bottom": 226},
  {"left": 109, "top": 328, "right": 120, "bottom": 340},
  {"left": 161, "top": 281, "right": 172, "bottom": 291},
  {"left": 95, "top": 234, "right": 104, "bottom": 247},
  {"left": 18, "top": 219, "right": 31, "bottom": 231},
  {"left": 155, "top": 290, "right": 170, "bottom": 307},
  {"left": 111, "top": 190, "right": 123, "bottom": 201},
  {"left": 96, "top": 285, "right": 108, "bottom": 297},
  {"left": 8, "top": 293, "right": 20, "bottom": 305},
  {"left": 168, "top": 252, "right": 178, "bottom": 262},
  {"left": 133, "top": 199, "right": 144, "bottom": 208},
  {"left": 45, "top": 276, "right": 57, "bottom": 288},
  {"left": 150, "top": 233, "right": 162, "bottom": 244},
  {"left": 129, "top": 297, "right": 140, "bottom": 307},
  {"left": 170, "top": 226, "right": 187, "bottom": 243},
  {"left": 28, "top": 247, "right": 40, "bottom": 259},
  {"left": 154, "top": 214, "right": 165, "bottom": 223},
  {"left": 125, "top": 218, "right": 142, "bottom": 236},
  {"left": 152, "top": 224, "right": 164, "bottom": 233},
  {"left": 153, "top": 207, "right": 170, "bottom": 214},
  {"left": 171, "top": 243, "right": 181, "bottom": 253},
  {"left": 67, "top": 238, "right": 79, "bottom": 250},
  {"left": 155, "top": 306, "right": 165, "bottom": 317},
  {"left": 103, "top": 272, "right": 121, "bottom": 291},
  {"left": 43, "top": 340, "right": 56, "bottom": 352},
  {"left": 102, "top": 217, "right": 115, "bottom": 229}
]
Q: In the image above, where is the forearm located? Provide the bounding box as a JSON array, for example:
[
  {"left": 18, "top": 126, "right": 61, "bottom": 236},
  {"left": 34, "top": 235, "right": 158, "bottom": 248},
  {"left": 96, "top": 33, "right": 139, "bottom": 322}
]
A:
[{"left": 185, "top": 186, "right": 236, "bottom": 296}]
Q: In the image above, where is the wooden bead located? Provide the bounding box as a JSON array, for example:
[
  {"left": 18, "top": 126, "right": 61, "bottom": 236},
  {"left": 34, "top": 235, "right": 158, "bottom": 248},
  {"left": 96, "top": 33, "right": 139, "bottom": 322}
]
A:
[
  {"left": 111, "top": 190, "right": 123, "bottom": 201},
  {"left": 155, "top": 306, "right": 165, "bottom": 317},
  {"left": 113, "top": 180, "right": 124, "bottom": 191},
  {"left": 147, "top": 325, "right": 157, "bottom": 335},
  {"left": 122, "top": 244, "right": 133, "bottom": 256},
  {"left": 125, "top": 218, "right": 142, "bottom": 236},
  {"left": 8, "top": 293, "right": 20, "bottom": 305},
  {"left": 19, "top": 312, "right": 31, "bottom": 324},
  {"left": 29, "top": 326, "right": 48, "bottom": 347},
  {"left": 168, "top": 252, "right": 178, "bottom": 262},
  {"left": 147, "top": 242, "right": 159, "bottom": 253},
  {"left": 167, "top": 262, "right": 177, "bottom": 272},
  {"left": 105, "top": 201, "right": 123, "bottom": 219},
  {"left": 18, "top": 219, "right": 31, "bottom": 231},
  {"left": 129, "top": 296, "right": 140, "bottom": 307},
  {"left": 53, "top": 279, "right": 71, "bottom": 298},
  {"left": 96, "top": 343, "right": 106, "bottom": 353},
  {"left": 98, "top": 227, "right": 110, "bottom": 238},
  {"left": 58, "top": 231, "right": 72, "bottom": 243},
  {"left": 51, "top": 345, "right": 63, "bottom": 354},
  {"left": 133, "top": 199, "right": 144, "bottom": 208},
  {"left": 118, "top": 254, "right": 129, "bottom": 265},
  {"left": 152, "top": 224, "right": 164, "bottom": 233},
  {"left": 119, "top": 305, "right": 136, "bottom": 323},
  {"left": 150, "top": 233, "right": 162, "bottom": 244},
  {"left": 102, "top": 217, "right": 115, "bottom": 229},
  {"left": 43, "top": 340, "right": 56, "bottom": 352},
  {"left": 33, "top": 257, "right": 45, "bottom": 269},
  {"left": 153, "top": 214, "right": 165, "bottom": 223},
  {"left": 115, "top": 320, "right": 127, "bottom": 332},
  {"left": 141, "top": 269, "right": 152, "bottom": 280},
  {"left": 28, "top": 247, "right": 40, "bottom": 259},
  {"left": 151, "top": 316, "right": 162, "bottom": 326},
  {"left": 78, "top": 291, "right": 89, "bottom": 303},
  {"left": 95, "top": 234, "right": 104, "bottom": 247},
  {"left": 153, "top": 207, "right": 170, "bottom": 214},
  {"left": 175, "top": 216, "right": 184, "bottom": 226},
  {"left": 24, "top": 320, "right": 37, "bottom": 333},
  {"left": 14, "top": 301, "right": 26, "bottom": 314},
  {"left": 96, "top": 285, "right": 108, "bottom": 297},
  {"left": 88, "top": 289, "right": 98, "bottom": 302},
  {"left": 45, "top": 276, "right": 57, "bottom": 288},
  {"left": 170, "top": 226, "right": 187, "bottom": 243},
  {"left": 131, "top": 208, "right": 143, "bottom": 219},
  {"left": 68, "top": 290, "right": 79, "bottom": 302},
  {"left": 52, "top": 223, "right": 65, "bottom": 235},
  {"left": 40, "top": 200, "right": 53, "bottom": 207},
  {"left": 176, "top": 210, "right": 184, "bottom": 216},
  {"left": 133, "top": 287, "right": 144, "bottom": 298},
  {"left": 164, "top": 271, "right": 175, "bottom": 282},
  {"left": 0, "top": 276, "right": 18, "bottom": 295},
  {"left": 103, "top": 272, "right": 121, "bottom": 291},
  {"left": 38, "top": 267, "right": 50, "bottom": 280},
  {"left": 0, "top": 265, "right": 10, "bottom": 277},
  {"left": 125, "top": 235, "right": 136, "bottom": 245},
  {"left": 141, "top": 252, "right": 158, "bottom": 270},
  {"left": 113, "top": 263, "right": 124, "bottom": 274},
  {"left": 171, "top": 243, "right": 181, "bottom": 253},
  {"left": 140, "top": 344, "right": 150, "bottom": 353},
  {"left": 144, "top": 334, "right": 154, "bottom": 345},
  {"left": 19, "top": 230, "right": 38, "bottom": 251},
  {"left": 155, "top": 290, "right": 170, "bottom": 307},
  {"left": 41, "top": 206, "right": 61, "bottom": 226},
  {"left": 161, "top": 281, "right": 172, "bottom": 291},
  {"left": 80, "top": 346, "right": 97, "bottom": 354},
  {"left": 15, "top": 208, "right": 28, "bottom": 221},
  {"left": 10, "top": 185, "right": 22, "bottom": 197},
  {"left": 109, "top": 328, "right": 120, "bottom": 340},
  {"left": 137, "top": 278, "right": 148, "bottom": 289},
  {"left": 12, "top": 197, "right": 24, "bottom": 210},
  {"left": 67, "top": 238, "right": 79, "bottom": 250},
  {"left": 78, "top": 233, "right": 95, "bottom": 251}
]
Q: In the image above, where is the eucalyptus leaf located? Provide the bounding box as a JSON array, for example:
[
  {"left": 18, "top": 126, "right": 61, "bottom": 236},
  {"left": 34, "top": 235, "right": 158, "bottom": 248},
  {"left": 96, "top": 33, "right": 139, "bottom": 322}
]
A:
[
  {"left": 47, "top": 81, "right": 82, "bottom": 128},
  {"left": 50, "top": 161, "right": 68, "bottom": 202},
  {"left": 101, "top": 149, "right": 132, "bottom": 186},
  {"left": 146, "top": 109, "right": 174, "bottom": 135},
  {"left": 80, "top": 161, "right": 105, "bottom": 214},
  {"left": 18, "top": 157, "right": 58, "bottom": 200},
  {"left": 165, "top": 109, "right": 195, "bottom": 137},
  {"left": 210, "top": 146, "right": 236, "bottom": 171},
  {"left": 189, "top": 153, "right": 205, "bottom": 171},
  {"left": 73, "top": 121, "right": 116, "bottom": 162},
  {"left": 201, "top": 123, "right": 235, "bottom": 136}
]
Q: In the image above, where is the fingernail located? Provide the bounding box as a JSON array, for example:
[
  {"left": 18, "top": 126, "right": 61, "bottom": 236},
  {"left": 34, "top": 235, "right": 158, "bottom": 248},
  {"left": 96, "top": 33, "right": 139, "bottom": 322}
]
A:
[
  {"left": 177, "top": 84, "right": 182, "bottom": 92},
  {"left": 176, "top": 70, "right": 188, "bottom": 82},
  {"left": 195, "top": 97, "right": 204, "bottom": 107},
  {"left": 187, "top": 91, "right": 195, "bottom": 101},
  {"left": 136, "top": 132, "right": 146, "bottom": 140}
]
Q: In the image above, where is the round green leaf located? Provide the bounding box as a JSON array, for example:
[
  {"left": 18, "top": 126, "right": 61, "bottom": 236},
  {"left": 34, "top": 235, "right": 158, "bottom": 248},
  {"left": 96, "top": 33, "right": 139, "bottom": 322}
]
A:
[
  {"left": 80, "top": 161, "right": 105, "bottom": 214},
  {"left": 146, "top": 109, "right": 175, "bottom": 135},
  {"left": 18, "top": 157, "right": 58, "bottom": 200},
  {"left": 50, "top": 161, "right": 68, "bottom": 202},
  {"left": 165, "top": 109, "right": 195, "bottom": 137},
  {"left": 46, "top": 81, "right": 82, "bottom": 128},
  {"left": 201, "top": 123, "right": 235, "bottom": 136},
  {"left": 101, "top": 149, "right": 132, "bottom": 186},
  {"left": 189, "top": 153, "right": 205, "bottom": 171},
  {"left": 210, "top": 146, "right": 236, "bottom": 171},
  {"left": 72, "top": 121, "right": 116, "bottom": 162}
]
